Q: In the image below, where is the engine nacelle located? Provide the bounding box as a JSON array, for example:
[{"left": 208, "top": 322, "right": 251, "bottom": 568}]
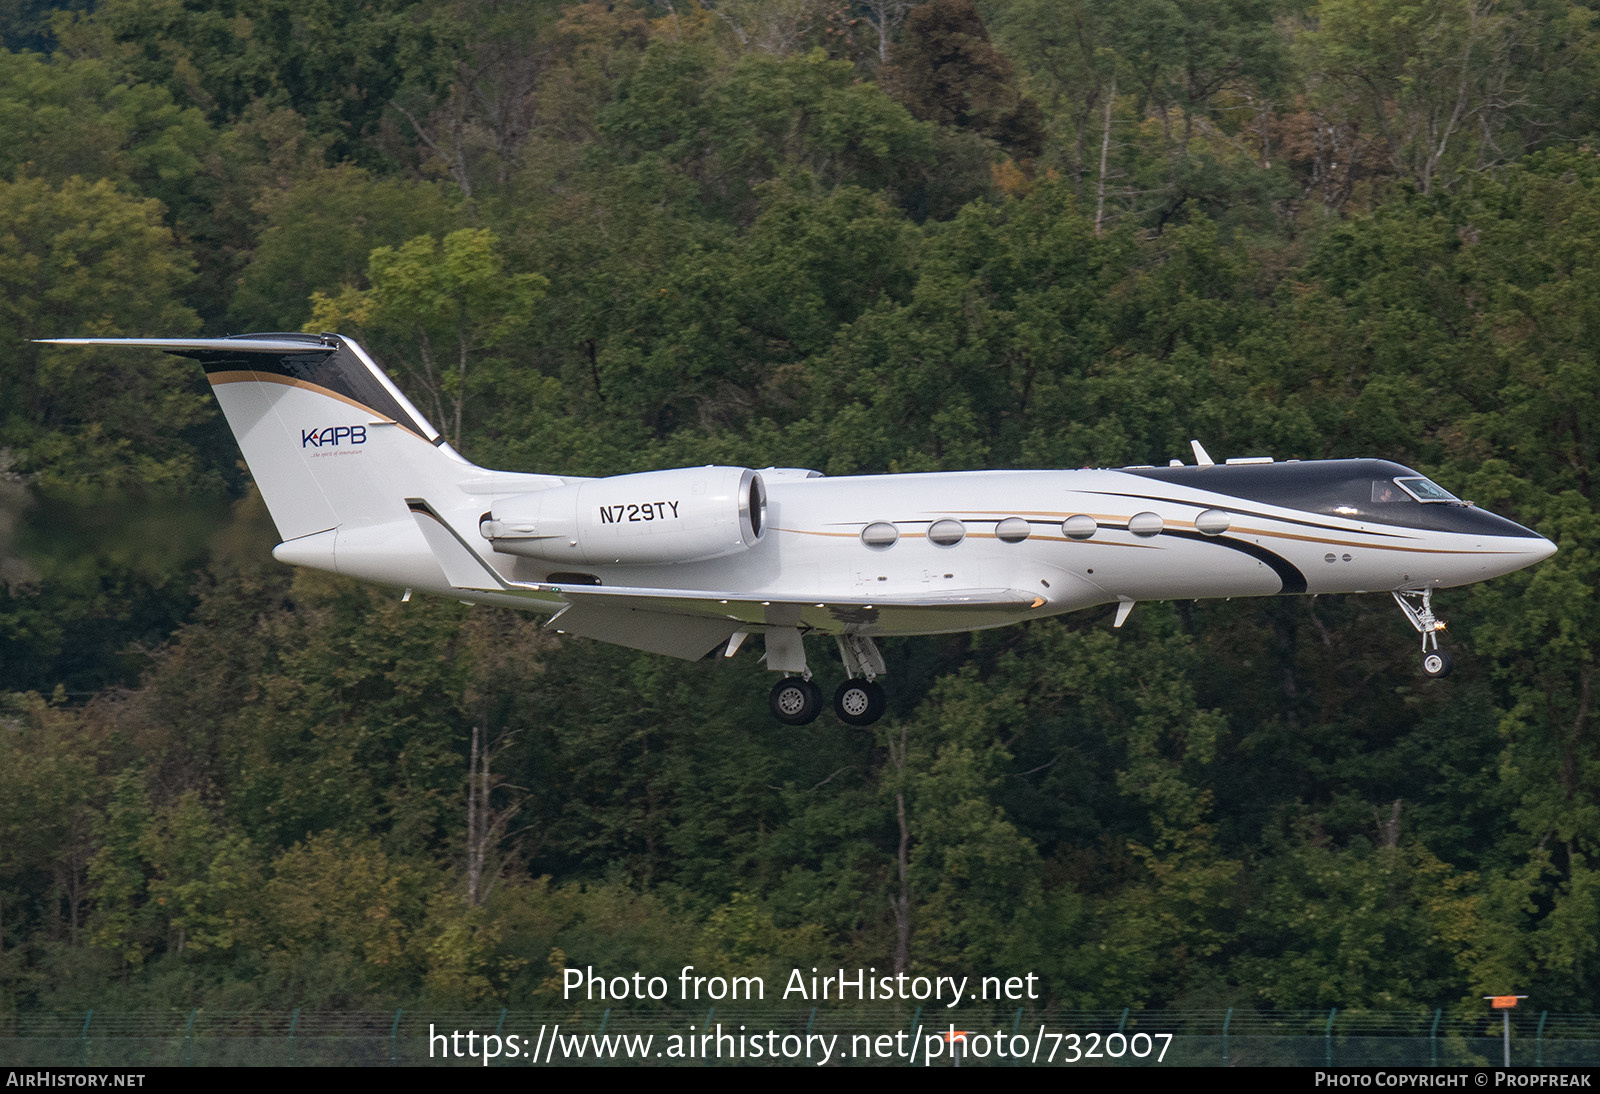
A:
[{"left": 481, "top": 466, "right": 767, "bottom": 566}]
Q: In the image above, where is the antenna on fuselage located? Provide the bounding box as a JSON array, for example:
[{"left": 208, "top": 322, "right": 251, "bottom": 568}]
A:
[{"left": 1190, "top": 439, "right": 1215, "bottom": 468}]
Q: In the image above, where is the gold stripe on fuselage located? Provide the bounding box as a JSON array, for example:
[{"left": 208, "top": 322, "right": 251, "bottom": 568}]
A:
[{"left": 778, "top": 517, "right": 1518, "bottom": 558}]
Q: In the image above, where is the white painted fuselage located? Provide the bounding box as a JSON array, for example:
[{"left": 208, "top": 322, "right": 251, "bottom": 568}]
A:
[{"left": 435, "top": 465, "right": 1556, "bottom": 636}]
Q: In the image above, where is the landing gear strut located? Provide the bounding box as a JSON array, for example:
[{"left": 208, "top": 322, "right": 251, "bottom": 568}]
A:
[
  {"left": 1393, "top": 589, "right": 1453, "bottom": 678},
  {"left": 762, "top": 630, "right": 890, "bottom": 725},
  {"left": 833, "top": 634, "right": 888, "bottom": 726}
]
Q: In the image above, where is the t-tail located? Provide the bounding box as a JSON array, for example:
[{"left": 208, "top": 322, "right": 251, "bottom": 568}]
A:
[{"left": 38, "top": 333, "right": 565, "bottom": 590}]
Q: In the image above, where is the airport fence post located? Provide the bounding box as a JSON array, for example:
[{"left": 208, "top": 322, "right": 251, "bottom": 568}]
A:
[
  {"left": 1223, "top": 1007, "right": 1233, "bottom": 1067},
  {"left": 288, "top": 1008, "right": 300, "bottom": 1067},
  {"left": 1324, "top": 1008, "right": 1337, "bottom": 1067},
  {"left": 805, "top": 1008, "right": 816, "bottom": 1037},
  {"left": 390, "top": 1008, "right": 403, "bottom": 1066},
  {"left": 493, "top": 1007, "right": 507, "bottom": 1066},
  {"left": 1429, "top": 1008, "right": 1440, "bottom": 1067},
  {"left": 599, "top": 1008, "right": 611, "bottom": 1037},
  {"left": 182, "top": 1008, "right": 197, "bottom": 1066},
  {"left": 1537, "top": 1011, "right": 1548, "bottom": 1067},
  {"left": 78, "top": 1009, "right": 92, "bottom": 1067}
]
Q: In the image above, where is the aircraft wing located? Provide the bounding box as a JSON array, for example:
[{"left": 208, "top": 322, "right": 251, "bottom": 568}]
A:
[
  {"left": 406, "top": 498, "right": 1044, "bottom": 655},
  {"left": 547, "top": 581, "right": 1046, "bottom": 630}
]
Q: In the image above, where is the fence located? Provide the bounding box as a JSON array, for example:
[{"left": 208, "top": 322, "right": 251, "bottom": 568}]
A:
[{"left": 2, "top": 1007, "right": 1597, "bottom": 1066}]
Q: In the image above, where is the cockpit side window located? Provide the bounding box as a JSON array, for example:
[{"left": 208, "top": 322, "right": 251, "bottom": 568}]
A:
[
  {"left": 1394, "top": 476, "right": 1459, "bottom": 503},
  {"left": 1371, "top": 480, "right": 1407, "bottom": 503}
]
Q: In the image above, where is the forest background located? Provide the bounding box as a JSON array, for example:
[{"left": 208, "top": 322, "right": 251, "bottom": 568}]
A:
[{"left": 0, "top": 0, "right": 1596, "bottom": 1018}]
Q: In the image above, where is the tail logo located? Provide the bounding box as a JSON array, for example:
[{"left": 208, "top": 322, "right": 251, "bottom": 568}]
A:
[{"left": 301, "top": 425, "right": 368, "bottom": 449}]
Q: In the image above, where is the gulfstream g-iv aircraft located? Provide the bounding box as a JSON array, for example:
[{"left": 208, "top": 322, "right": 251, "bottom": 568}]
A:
[{"left": 43, "top": 333, "right": 1557, "bottom": 726}]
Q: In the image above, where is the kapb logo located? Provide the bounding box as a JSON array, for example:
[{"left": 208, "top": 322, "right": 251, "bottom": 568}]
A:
[{"left": 302, "top": 425, "right": 368, "bottom": 448}]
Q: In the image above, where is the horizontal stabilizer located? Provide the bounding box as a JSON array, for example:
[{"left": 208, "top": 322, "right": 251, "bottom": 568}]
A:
[{"left": 38, "top": 335, "right": 338, "bottom": 354}]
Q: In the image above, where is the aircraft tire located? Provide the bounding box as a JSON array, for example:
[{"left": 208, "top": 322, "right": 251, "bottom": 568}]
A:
[
  {"left": 1422, "top": 650, "right": 1454, "bottom": 678},
  {"left": 770, "top": 677, "right": 823, "bottom": 725},
  {"left": 834, "top": 679, "right": 887, "bottom": 726}
]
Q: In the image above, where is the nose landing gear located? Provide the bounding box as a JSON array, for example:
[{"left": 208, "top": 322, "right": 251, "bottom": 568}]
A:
[{"left": 1394, "top": 589, "right": 1453, "bottom": 678}]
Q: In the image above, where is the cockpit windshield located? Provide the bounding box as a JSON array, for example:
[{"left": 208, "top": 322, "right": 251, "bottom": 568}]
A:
[
  {"left": 1124, "top": 458, "right": 1527, "bottom": 536},
  {"left": 1374, "top": 476, "right": 1460, "bottom": 503}
]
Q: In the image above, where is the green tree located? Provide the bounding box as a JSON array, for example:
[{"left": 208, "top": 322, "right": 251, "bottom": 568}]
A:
[
  {"left": 52, "top": 0, "right": 461, "bottom": 163},
  {"left": 228, "top": 164, "right": 460, "bottom": 332},
  {"left": 307, "top": 228, "right": 547, "bottom": 452},
  {"left": 884, "top": 0, "right": 1044, "bottom": 157},
  {"left": 0, "top": 175, "right": 204, "bottom": 489},
  {"left": 1297, "top": 0, "right": 1563, "bottom": 195},
  {"left": 0, "top": 51, "right": 212, "bottom": 215}
]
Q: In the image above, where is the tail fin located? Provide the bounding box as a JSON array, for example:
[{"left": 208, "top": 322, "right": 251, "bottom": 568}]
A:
[{"left": 39, "top": 334, "right": 562, "bottom": 552}]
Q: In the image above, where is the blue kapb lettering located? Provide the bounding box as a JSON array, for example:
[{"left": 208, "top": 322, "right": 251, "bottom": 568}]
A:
[{"left": 301, "top": 425, "right": 368, "bottom": 448}]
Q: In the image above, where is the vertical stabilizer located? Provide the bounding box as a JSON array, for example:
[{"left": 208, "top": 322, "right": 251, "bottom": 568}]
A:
[
  {"left": 185, "top": 334, "right": 456, "bottom": 540},
  {"left": 38, "top": 335, "right": 561, "bottom": 551}
]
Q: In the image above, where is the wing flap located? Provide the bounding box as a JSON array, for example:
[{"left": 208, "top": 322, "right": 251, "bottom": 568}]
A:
[{"left": 544, "top": 600, "right": 739, "bottom": 660}]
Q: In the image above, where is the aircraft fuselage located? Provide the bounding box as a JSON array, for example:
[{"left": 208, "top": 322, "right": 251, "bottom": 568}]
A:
[{"left": 477, "top": 460, "right": 1552, "bottom": 637}]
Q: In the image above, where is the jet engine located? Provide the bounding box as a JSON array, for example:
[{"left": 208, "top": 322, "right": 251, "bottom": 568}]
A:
[{"left": 480, "top": 466, "right": 766, "bottom": 565}]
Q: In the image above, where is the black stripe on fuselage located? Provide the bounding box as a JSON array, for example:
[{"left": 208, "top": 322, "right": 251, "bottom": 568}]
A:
[
  {"left": 1161, "top": 529, "right": 1308, "bottom": 594},
  {"left": 174, "top": 338, "right": 435, "bottom": 442},
  {"left": 1121, "top": 460, "right": 1544, "bottom": 539}
]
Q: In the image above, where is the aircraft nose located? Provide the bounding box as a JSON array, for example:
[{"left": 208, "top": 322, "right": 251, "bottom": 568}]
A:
[{"left": 1529, "top": 535, "right": 1558, "bottom": 564}]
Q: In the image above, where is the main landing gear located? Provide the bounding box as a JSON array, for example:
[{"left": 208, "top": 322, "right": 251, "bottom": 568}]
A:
[
  {"left": 833, "top": 678, "right": 887, "bottom": 726},
  {"left": 770, "top": 676, "right": 824, "bottom": 725},
  {"left": 768, "top": 676, "right": 888, "bottom": 726},
  {"left": 765, "top": 631, "right": 889, "bottom": 726},
  {"left": 1393, "top": 588, "right": 1453, "bottom": 678}
]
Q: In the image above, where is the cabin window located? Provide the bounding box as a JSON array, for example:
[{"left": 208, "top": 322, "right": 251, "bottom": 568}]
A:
[
  {"left": 1062, "top": 515, "right": 1097, "bottom": 540},
  {"left": 995, "top": 517, "right": 1031, "bottom": 543},
  {"left": 861, "top": 522, "right": 899, "bottom": 548},
  {"left": 928, "top": 519, "right": 966, "bottom": 546},
  {"left": 1127, "top": 512, "right": 1164, "bottom": 537}
]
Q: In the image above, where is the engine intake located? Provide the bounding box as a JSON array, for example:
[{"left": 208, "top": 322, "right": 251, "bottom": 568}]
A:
[{"left": 481, "top": 466, "right": 766, "bottom": 565}]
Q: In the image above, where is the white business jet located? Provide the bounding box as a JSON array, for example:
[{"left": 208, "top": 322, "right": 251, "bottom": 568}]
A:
[{"left": 42, "top": 333, "right": 1557, "bottom": 726}]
